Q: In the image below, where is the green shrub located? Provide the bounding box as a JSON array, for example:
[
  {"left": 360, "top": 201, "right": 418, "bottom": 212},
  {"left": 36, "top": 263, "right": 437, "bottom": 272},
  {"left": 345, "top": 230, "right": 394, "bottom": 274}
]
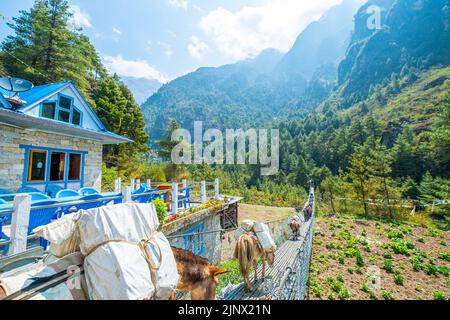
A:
[
  {"left": 394, "top": 270, "right": 404, "bottom": 286},
  {"left": 383, "top": 252, "right": 393, "bottom": 259},
  {"left": 387, "top": 230, "right": 404, "bottom": 239},
  {"left": 417, "top": 237, "right": 425, "bottom": 243},
  {"left": 152, "top": 198, "right": 168, "bottom": 223},
  {"left": 411, "top": 256, "right": 423, "bottom": 271},
  {"left": 382, "top": 291, "right": 394, "bottom": 300},
  {"left": 433, "top": 291, "right": 447, "bottom": 300},
  {"left": 425, "top": 263, "right": 439, "bottom": 276},
  {"left": 347, "top": 267, "right": 354, "bottom": 274},
  {"left": 339, "top": 288, "right": 351, "bottom": 300},
  {"left": 356, "top": 251, "right": 364, "bottom": 267},
  {"left": 383, "top": 260, "right": 394, "bottom": 272},
  {"left": 440, "top": 252, "right": 450, "bottom": 262}
]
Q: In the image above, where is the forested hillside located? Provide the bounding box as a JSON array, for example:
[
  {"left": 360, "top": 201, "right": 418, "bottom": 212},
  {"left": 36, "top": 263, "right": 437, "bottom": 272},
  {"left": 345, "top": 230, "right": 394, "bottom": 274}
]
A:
[
  {"left": 141, "top": 0, "right": 363, "bottom": 141},
  {"left": 188, "top": 0, "right": 450, "bottom": 229}
]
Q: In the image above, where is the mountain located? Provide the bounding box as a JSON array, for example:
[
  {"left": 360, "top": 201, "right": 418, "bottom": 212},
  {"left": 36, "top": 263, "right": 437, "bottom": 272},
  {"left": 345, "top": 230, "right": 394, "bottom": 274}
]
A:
[
  {"left": 141, "top": 0, "right": 363, "bottom": 141},
  {"left": 337, "top": 0, "right": 450, "bottom": 106},
  {"left": 277, "top": 0, "right": 364, "bottom": 80},
  {"left": 121, "top": 77, "right": 162, "bottom": 105}
]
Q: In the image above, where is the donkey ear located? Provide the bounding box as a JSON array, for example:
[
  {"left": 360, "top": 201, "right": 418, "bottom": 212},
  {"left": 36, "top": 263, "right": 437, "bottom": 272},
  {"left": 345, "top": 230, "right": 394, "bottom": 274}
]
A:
[{"left": 209, "top": 266, "right": 229, "bottom": 276}]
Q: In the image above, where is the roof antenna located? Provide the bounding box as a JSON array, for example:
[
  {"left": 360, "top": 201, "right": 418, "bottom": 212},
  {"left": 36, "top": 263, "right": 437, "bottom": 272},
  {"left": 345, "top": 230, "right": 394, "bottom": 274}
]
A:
[{"left": 0, "top": 76, "right": 34, "bottom": 109}]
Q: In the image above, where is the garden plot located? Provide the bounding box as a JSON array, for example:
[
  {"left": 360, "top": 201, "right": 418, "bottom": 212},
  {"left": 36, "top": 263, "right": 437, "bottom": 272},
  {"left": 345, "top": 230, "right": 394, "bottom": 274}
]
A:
[{"left": 309, "top": 217, "right": 449, "bottom": 300}]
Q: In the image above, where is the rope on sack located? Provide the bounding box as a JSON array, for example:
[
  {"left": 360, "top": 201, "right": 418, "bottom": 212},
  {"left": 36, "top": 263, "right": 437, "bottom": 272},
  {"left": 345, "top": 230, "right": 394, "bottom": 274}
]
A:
[{"left": 83, "top": 233, "right": 163, "bottom": 299}]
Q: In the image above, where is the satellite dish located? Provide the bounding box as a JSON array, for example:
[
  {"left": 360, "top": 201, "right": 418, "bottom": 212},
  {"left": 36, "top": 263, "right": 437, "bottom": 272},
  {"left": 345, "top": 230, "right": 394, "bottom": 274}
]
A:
[{"left": 0, "top": 77, "right": 34, "bottom": 95}]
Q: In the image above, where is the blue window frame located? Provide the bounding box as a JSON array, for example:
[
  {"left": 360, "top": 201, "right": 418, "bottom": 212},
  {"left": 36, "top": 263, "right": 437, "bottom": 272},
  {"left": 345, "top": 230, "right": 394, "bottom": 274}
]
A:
[
  {"left": 20, "top": 145, "right": 87, "bottom": 189},
  {"left": 183, "top": 223, "right": 205, "bottom": 256},
  {"left": 39, "top": 93, "right": 83, "bottom": 127}
]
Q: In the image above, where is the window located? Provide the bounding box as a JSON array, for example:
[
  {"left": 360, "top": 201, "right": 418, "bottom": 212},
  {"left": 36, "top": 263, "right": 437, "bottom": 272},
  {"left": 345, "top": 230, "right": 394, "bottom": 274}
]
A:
[
  {"left": 28, "top": 150, "right": 47, "bottom": 182},
  {"left": 40, "top": 95, "right": 83, "bottom": 126},
  {"left": 68, "top": 153, "right": 81, "bottom": 180},
  {"left": 72, "top": 109, "right": 81, "bottom": 126},
  {"left": 41, "top": 102, "right": 56, "bottom": 119},
  {"left": 49, "top": 152, "right": 66, "bottom": 181},
  {"left": 58, "top": 96, "right": 72, "bottom": 110},
  {"left": 58, "top": 109, "right": 70, "bottom": 123}
]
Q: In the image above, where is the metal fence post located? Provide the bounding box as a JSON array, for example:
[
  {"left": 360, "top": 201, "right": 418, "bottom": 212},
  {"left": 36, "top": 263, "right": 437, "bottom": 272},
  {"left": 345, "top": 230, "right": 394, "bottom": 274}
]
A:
[
  {"left": 214, "top": 178, "right": 220, "bottom": 199},
  {"left": 118, "top": 177, "right": 122, "bottom": 193},
  {"left": 201, "top": 180, "right": 207, "bottom": 203},
  {"left": 130, "top": 179, "right": 136, "bottom": 192},
  {"left": 147, "top": 179, "right": 152, "bottom": 188},
  {"left": 123, "top": 186, "right": 132, "bottom": 203},
  {"left": 182, "top": 179, "right": 187, "bottom": 191},
  {"left": 8, "top": 194, "right": 32, "bottom": 255},
  {"left": 171, "top": 182, "right": 179, "bottom": 214}
]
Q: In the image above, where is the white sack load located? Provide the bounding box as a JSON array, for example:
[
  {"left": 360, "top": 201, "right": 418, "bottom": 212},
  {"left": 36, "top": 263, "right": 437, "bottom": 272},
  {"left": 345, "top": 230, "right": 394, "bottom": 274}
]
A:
[
  {"left": 77, "top": 203, "right": 179, "bottom": 300},
  {"left": 0, "top": 252, "right": 87, "bottom": 300},
  {"left": 234, "top": 219, "right": 255, "bottom": 240},
  {"left": 33, "top": 213, "right": 81, "bottom": 262},
  {"left": 253, "top": 222, "right": 276, "bottom": 252}
]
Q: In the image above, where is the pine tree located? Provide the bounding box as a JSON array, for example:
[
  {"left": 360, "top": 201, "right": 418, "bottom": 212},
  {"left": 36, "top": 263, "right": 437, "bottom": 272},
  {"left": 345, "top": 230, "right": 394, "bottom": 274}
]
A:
[
  {"left": 368, "top": 143, "right": 395, "bottom": 218},
  {"left": 428, "top": 94, "right": 450, "bottom": 177},
  {"left": 347, "top": 147, "right": 371, "bottom": 216},
  {"left": 156, "top": 120, "right": 182, "bottom": 161},
  {"left": 1, "top": 0, "right": 103, "bottom": 96}
]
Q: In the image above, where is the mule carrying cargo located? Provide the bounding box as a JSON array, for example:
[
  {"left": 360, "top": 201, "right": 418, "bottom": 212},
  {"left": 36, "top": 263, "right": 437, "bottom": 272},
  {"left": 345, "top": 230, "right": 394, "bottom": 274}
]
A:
[
  {"left": 234, "top": 220, "right": 276, "bottom": 252},
  {"left": 1, "top": 203, "right": 179, "bottom": 300}
]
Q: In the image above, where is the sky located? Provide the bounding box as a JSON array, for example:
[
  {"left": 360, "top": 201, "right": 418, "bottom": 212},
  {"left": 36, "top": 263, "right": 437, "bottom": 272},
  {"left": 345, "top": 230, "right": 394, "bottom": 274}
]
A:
[{"left": 0, "top": 0, "right": 345, "bottom": 83}]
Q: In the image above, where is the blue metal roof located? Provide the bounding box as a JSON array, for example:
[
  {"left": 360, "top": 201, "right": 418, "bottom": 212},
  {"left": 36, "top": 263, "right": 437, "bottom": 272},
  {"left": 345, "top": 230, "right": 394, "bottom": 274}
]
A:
[
  {"left": 0, "top": 81, "right": 71, "bottom": 107},
  {"left": 0, "top": 79, "right": 132, "bottom": 144}
]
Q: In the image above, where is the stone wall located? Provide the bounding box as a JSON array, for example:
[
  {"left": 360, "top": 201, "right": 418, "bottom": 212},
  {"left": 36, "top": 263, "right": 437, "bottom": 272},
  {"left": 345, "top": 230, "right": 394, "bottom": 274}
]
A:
[
  {"left": 161, "top": 205, "right": 224, "bottom": 264},
  {"left": 0, "top": 123, "right": 103, "bottom": 191}
]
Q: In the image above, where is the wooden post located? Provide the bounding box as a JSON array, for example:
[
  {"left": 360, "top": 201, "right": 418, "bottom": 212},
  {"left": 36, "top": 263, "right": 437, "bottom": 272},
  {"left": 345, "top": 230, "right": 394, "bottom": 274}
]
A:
[
  {"left": 114, "top": 178, "right": 120, "bottom": 193},
  {"left": 201, "top": 180, "right": 207, "bottom": 203},
  {"left": 136, "top": 179, "right": 141, "bottom": 189},
  {"left": 171, "top": 182, "right": 179, "bottom": 214},
  {"left": 123, "top": 186, "right": 132, "bottom": 203},
  {"left": 130, "top": 179, "right": 136, "bottom": 192},
  {"left": 214, "top": 178, "right": 220, "bottom": 199},
  {"left": 8, "top": 194, "right": 32, "bottom": 255}
]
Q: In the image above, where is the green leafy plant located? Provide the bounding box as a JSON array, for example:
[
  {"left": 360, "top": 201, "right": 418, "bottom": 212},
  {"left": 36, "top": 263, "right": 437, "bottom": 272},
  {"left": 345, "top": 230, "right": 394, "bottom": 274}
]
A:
[
  {"left": 433, "top": 291, "right": 447, "bottom": 300},
  {"left": 382, "top": 291, "right": 394, "bottom": 300},
  {"left": 383, "top": 259, "right": 394, "bottom": 273},
  {"left": 339, "top": 288, "right": 350, "bottom": 300},
  {"left": 356, "top": 250, "right": 364, "bottom": 267},
  {"left": 152, "top": 198, "right": 168, "bottom": 223},
  {"left": 394, "top": 270, "right": 404, "bottom": 285},
  {"left": 425, "top": 263, "right": 439, "bottom": 276},
  {"left": 411, "top": 256, "right": 423, "bottom": 272},
  {"left": 440, "top": 252, "right": 450, "bottom": 262}
]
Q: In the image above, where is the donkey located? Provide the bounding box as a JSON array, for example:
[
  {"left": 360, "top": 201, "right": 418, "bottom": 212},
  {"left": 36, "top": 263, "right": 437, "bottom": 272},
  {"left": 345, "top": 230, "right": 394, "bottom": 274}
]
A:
[
  {"left": 171, "top": 247, "right": 228, "bottom": 300},
  {"left": 289, "top": 217, "right": 301, "bottom": 240},
  {"left": 234, "top": 233, "right": 275, "bottom": 291}
]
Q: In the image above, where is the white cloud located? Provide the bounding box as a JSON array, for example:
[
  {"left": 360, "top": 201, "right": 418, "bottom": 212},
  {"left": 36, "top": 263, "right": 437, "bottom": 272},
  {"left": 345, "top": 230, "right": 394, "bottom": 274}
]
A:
[
  {"left": 103, "top": 55, "right": 169, "bottom": 83},
  {"left": 200, "top": 0, "right": 343, "bottom": 60},
  {"left": 69, "top": 5, "right": 92, "bottom": 29},
  {"left": 168, "top": 0, "right": 188, "bottom": 10},
  {"left": 187, "top": 36, "right": 209, "bottom": 59},
  {"left": 112, "top": 27, "right": 122, "bottom": 36}
]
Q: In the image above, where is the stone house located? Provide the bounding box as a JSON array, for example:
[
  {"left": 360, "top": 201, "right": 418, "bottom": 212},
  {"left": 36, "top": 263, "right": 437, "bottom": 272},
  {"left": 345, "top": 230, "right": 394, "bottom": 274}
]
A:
[{"left": 0, "top": 80, "right": 130, "bottom": 193}]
